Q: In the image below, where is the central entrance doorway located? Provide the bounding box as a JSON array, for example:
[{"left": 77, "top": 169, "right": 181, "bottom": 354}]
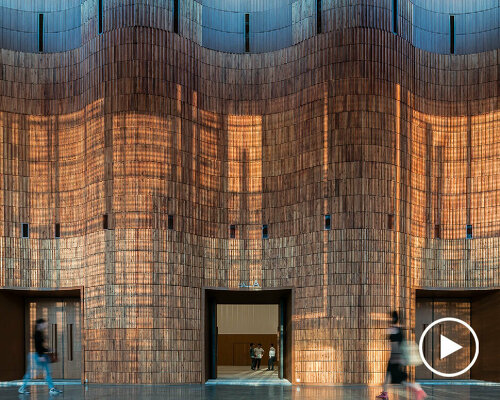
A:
[{"left": 203, "top": 288, "right": 293, "bottom": 384}]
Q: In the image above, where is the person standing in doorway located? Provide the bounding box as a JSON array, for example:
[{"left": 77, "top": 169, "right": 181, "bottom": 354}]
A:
[
  {"left": 254, "top": 343, "right": 264, "bottom": 370},
  {"left": 250, "top": 343, "right": 256, "bottom": 370},
  {"left": 267, "top": 344, "right": 276, "bottom": 371},
  {"left": 18, "top": 318, "right": 63, "bottom": 395},
  {"left": 376, "top": 311, "right": 426, "bottom": 400}
]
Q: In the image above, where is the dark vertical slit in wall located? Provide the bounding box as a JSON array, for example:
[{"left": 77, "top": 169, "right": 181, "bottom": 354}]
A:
[
  {"left": 317, "top": 0, "right": 322, "bottom": 34},
  {"left": 98, "top": 0, "right": 103, "bottom": 34},
  {"left": 38, "top": 14, "right": 44, "bottom": 52},
  {"left": 173, "top": 0, "right": 179, "bottom": 34},
  {"left": 450, "top": 15, "right": 455, "bottom": 53},
  {"left": 393, "top": 0, "right": 398, "bottom": 34},
  {"left": 245, "top": 14, "right": 250, "bottom": 53},
  {"left": 22, "top": 223, "right": 29, "bottom": 238}
]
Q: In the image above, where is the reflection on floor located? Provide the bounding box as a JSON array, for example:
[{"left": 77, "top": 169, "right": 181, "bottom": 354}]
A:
[
  {"left": 219, "top": 365, "right": 280, "bottom": 379},
  {"left": 209, "top": 365, "right": 287, "bottom": 386},
  {"left": 1, "top": 383, "right": 500, "bottom": 399}
]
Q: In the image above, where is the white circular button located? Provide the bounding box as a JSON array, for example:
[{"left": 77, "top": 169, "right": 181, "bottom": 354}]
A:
[{"left": 418, "top": 317, "right": 479, "bottom": 378}]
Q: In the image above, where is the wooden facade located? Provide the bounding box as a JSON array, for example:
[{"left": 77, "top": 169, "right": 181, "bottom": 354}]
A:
[{"left": 0, "top": 0, "right": 499, "bottom": 385}]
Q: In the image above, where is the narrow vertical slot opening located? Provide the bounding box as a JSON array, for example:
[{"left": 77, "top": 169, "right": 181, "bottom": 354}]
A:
[
  {"left": 98, "top": 0, "right": 103, "bottom": 34},
  {"left": 38, "top": 14, "right": 44, "bottom": 52},
  {"left": 22, "top": 223, "right": 29, "bottom": 238},
  {"left": 324, "top": 215, "right": 331, "bottom": 230},
  {"left": 393, "top": 0, "right": 398, "bottom": 34},
  {"left": 245, "top": 14, "right": 250, "bottom": 53},
  {"left": 388, "top": 214, "right": 394, "bottom": 230},
  {"left": 450, "top": 15, "right": 455, "bottom": 54},
  {"left": 262, "top": 224, "right": 268, "bottom": 239},
  {"left": 317, "top": 0, "right": 322, "bottom": 34},
  {"left": 174, "top": 0, "right": 179, "bottom": 34}
]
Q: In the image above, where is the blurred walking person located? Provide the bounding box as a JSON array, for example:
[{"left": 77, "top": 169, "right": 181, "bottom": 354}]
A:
[
  {"left": 267, "top": 344, "right": 276, "bottom": 371},
  {"left": 18, "top": 318, "right": 62, "bottom": 395},
  {"left": 376, "top": 311, "right": 426, "bottom": 400}
]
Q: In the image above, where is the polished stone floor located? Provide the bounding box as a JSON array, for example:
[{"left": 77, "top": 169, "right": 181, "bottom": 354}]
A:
[
  {"left": 208, "top": 365, "right": 286, "bottom": 385},
  {"left": 0, "top": 383, "right": 499, "bottom": 400}
]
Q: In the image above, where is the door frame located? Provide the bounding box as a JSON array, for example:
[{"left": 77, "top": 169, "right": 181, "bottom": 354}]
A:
[
  {"left": 0, "top": 286, "right": 83, "bottom": 382},
  {"left": 202, "top": 287, "right": 294, "bottom": 383}
]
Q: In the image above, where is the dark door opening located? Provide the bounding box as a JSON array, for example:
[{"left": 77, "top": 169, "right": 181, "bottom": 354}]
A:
[
  {"left": 0, "top": 288, "right": 82, "bottom": 382},
  {"left": 203, "top": 288, "right": 293, "bottom": 383},
  {"left": 416, "top": 289, "right": 500, "bottom": 382}
]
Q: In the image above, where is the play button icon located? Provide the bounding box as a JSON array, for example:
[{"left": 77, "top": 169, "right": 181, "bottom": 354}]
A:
[
  {"left": 440, "top": 334, "right": 463, "bottom": 359},
  {"left": 419, "top": 317, "right": 479, "bottom": 377}
]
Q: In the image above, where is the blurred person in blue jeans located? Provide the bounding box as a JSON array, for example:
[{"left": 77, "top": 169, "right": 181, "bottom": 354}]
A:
[{"left": 18, "top": 318, "right": 62, "bottom": 395}]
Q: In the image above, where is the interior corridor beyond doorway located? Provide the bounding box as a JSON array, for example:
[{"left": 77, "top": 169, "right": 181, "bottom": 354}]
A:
[{"left": 217, "top": 304, "right": 279, "bottom": 381}]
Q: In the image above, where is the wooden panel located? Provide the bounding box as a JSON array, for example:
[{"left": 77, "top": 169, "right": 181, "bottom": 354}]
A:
[
  {"left": 218, "top": 334, "right": 278, "bottom": 366},
  {"left": 232, "top": 343, "right": 249, "bottom": 366},
  {"left": 63, "top": 299, "right": 82, "bottom": 380}
]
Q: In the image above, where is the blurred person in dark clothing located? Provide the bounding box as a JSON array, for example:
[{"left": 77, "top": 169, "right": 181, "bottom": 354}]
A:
[{"left": 19, "top": 318, "right": 62, "bottom": 395}]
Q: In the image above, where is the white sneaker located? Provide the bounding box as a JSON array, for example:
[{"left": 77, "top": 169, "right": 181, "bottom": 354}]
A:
[
  {"left": 18, "top": 386, "right": 30, "bottom": 394},
  {"left": 49, "top": 388, "right": 63, "bottom": 395}
]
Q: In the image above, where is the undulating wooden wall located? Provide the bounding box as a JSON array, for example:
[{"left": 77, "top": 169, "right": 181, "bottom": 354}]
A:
[{"left": 0, "top": 0, "right": 498, "bottom": 385}]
